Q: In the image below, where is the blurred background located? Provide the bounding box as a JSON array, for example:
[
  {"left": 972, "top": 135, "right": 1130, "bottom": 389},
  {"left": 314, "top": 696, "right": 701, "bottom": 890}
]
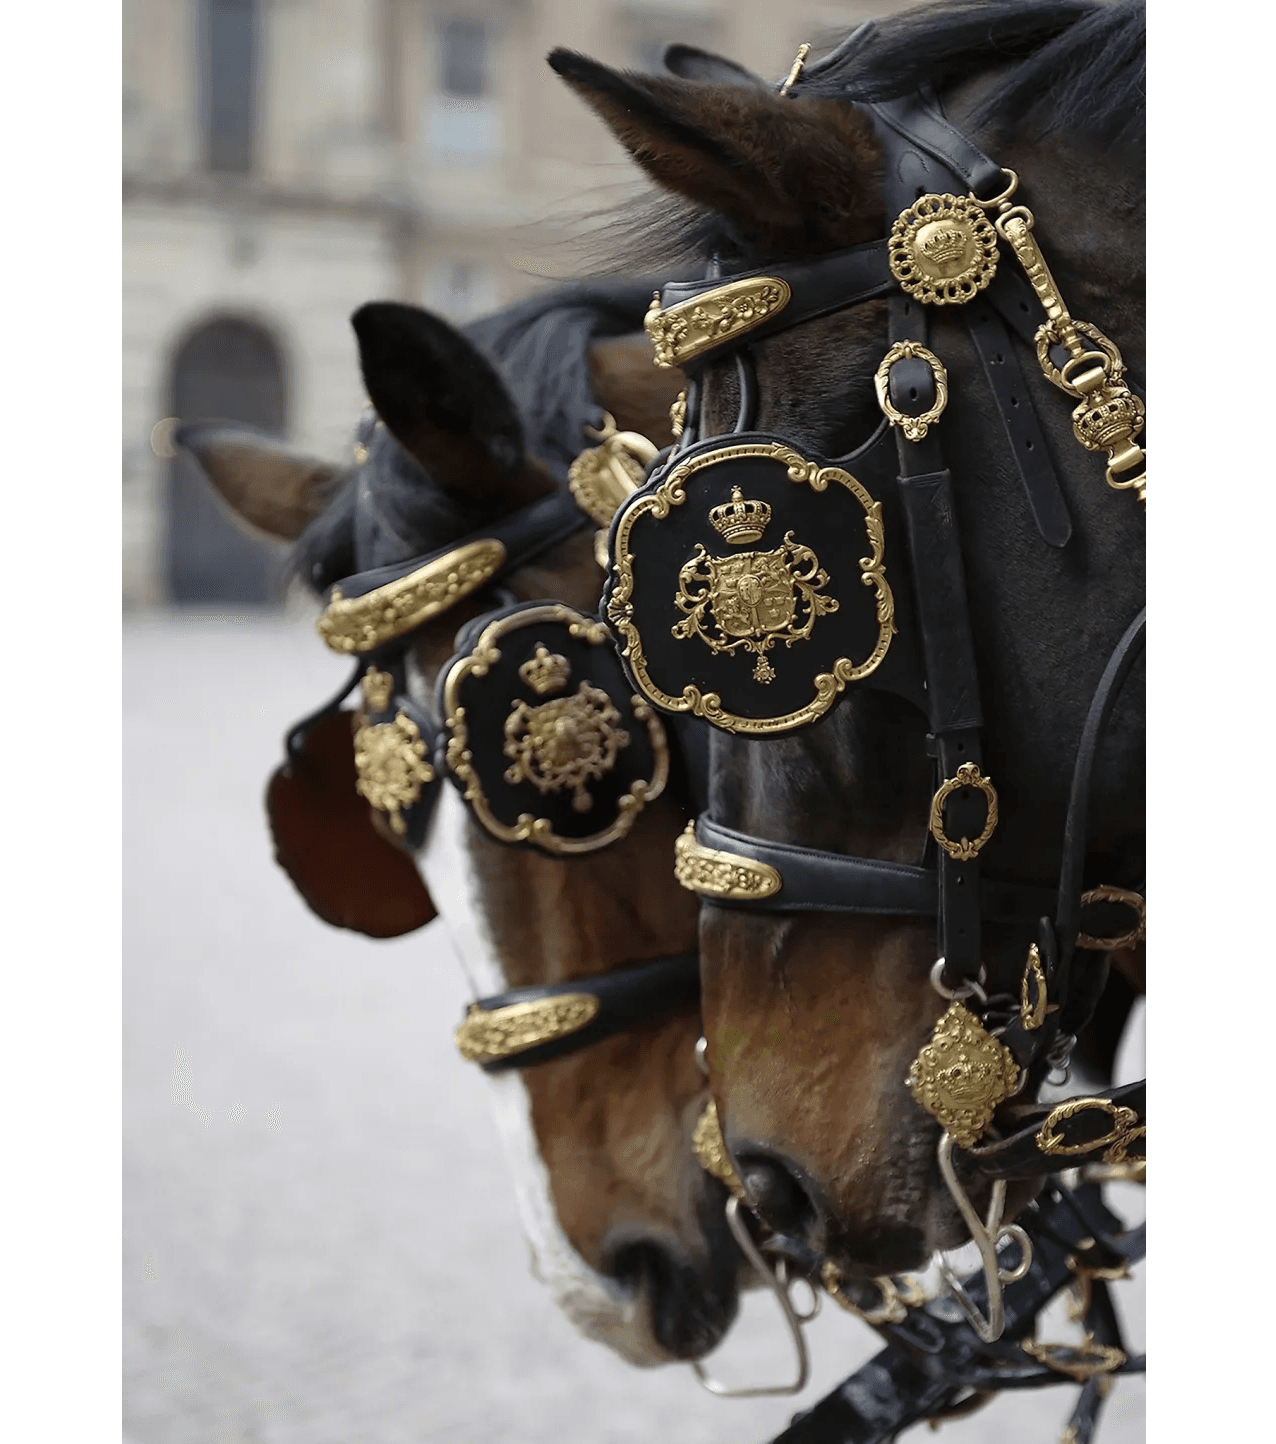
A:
[{"left": 122, "top": 4, "right": 1145, "bottom": 1442}]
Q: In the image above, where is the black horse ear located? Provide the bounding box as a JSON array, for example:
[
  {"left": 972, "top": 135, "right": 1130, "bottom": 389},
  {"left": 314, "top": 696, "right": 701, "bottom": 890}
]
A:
[
  {"left": 661, "top": 43, "right": 767, "bottom": 88},
  {"left": 176, "top": 422, "right": 347, "bottom": 541},
  {"left": 547, "top": 49, "right": 882, "bottom": 255},
  {"left": 351, "top": 302, "right": 554, "bottom": 507}
]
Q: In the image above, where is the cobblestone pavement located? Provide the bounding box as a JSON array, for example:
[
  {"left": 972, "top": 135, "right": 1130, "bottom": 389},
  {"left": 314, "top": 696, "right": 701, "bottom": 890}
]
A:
[{"left": 124, "top": 614, "right": 1144, "bottom": 1444}]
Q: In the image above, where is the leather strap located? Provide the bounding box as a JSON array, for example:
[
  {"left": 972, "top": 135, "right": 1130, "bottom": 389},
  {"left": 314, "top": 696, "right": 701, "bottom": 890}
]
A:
[
  {"left": 868, "top": 91, "right": 1007, "bottom": 201},
  {"left": 656, "top": 242, "right": 894, "bottom": 370},
  {"left": 325, "top": 488, "right": 590, "bottom": 610},
  {"left": 465, "top": 954, "right": 701, "bottom": 1072},
  {"left": 964, "top": 301, "right": 1073, "bottom": 546},
  {"left": 957, "top": 1080, "right": 1146, "bottom": 1180}
]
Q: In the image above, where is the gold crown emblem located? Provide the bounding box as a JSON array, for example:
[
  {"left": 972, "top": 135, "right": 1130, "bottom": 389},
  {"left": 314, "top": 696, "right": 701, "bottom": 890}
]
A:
[
  {"left": 1074, "top": 391, "right": 1143, "bottom": 452},
  {"left": 919, "top": 224, "right": 970, "bottom": 266},
  {"left": 519, "top": 645, "right": 572, "bottom": 696},
  {"left": 708, "top": 486, "right": 771, "bottom": 545}
]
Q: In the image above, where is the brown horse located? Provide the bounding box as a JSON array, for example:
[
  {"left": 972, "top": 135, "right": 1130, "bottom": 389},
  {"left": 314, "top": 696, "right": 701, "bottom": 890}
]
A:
[
  {"left": 180, "top": 292, "right": 749, "bottom": 1364},
  {"left": 552, "top": 0, "right": 1144, "bottom": 1288}
]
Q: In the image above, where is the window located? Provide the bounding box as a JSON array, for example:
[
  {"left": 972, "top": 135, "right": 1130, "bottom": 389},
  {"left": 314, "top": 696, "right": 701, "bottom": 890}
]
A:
[
  {"left": 427, "top": 17, "right": 502, "bottom": 159},
  {"left": 166, "top": 317, "right": 286, "bottom": 603},
  {"left": 203, "top": 0, "right": 257, "bottom": 174},
  {"left": 440, "top": 18, "right": 488, "bottom": 98}
]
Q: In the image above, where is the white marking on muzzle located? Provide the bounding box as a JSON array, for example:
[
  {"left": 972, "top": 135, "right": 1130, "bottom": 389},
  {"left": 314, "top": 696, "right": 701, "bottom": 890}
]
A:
[{"left": 419, "top": 786, "right": 670, "bottom": 1365}]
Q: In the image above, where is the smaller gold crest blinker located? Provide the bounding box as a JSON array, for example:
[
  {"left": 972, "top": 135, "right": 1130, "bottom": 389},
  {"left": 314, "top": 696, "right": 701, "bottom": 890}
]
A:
[
  {"left": 889, "top": 193, "right": 999, "bottom": 305},
  {"left": 672, "top": 487, "right": 838, "bottom": 684}
]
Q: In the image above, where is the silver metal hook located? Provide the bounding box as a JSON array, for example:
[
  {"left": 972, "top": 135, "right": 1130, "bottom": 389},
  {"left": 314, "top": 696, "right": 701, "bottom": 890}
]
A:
[
  {"left": 691, "top": 1196, "right": 811, "bottom": 1398},
  {"left": 929, "top": 958, "right": 988, "bottom": 1005},
  {"left": 933, "top": 1132, "right": 1034, "bottom": 1342}
]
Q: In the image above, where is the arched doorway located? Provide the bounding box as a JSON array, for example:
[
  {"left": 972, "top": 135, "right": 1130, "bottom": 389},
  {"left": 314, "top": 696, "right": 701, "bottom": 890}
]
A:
[{"left": 166, "top": 315, "right": 287, "bottom": 604}]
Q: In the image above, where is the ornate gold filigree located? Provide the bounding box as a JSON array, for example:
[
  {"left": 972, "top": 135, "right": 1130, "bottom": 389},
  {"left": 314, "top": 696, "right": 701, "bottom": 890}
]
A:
[
  {"left": 874, "top": 341, "right": 949, "bottom": 441},
  {"left": 888, "top": 193, "right": 998, "bottom": 304},
  {"left": 987, "top": 200, "right": 1145, "bottom": 504},
  {"left": 518, "top": 645, "right": 571, "bottom": 696},
  {"left": 645, "top": 278, "right": 792, "bottom": 368},
  {"left": 1077, "top": 884, "right": 1146, "bottom": 952},
  {"left": 929, "top": 762, "right": 999, "bottom": 861},
  {"left": 1022, "top": 1336, "right": 1126, "bottom": 1384},
  {"left": 318, "top": 538, "right": 507, "bottom": 654},
  {"left": 669, "top": 391, "right": 686, "bottom": 440},
  {"left": 360, "top": 666, "right": 394, "bottom": 715},
  {"left": 353, "top": 712, "right": 435, "bottom": 835},
  {"left": 1036, "top": 1097, "right": 1145, "bottom": 1165},
  {"left": 673, "top": 821, "right": 782, "bottom": 900},
  {"left": 1020, "top": 943, "right": 1048, "bottom": 1031},
  {"left": 907, "top": 1003, "right": 1021, "bottom": 1148},
  {"left": 821, "top": 1265, "right": 922, "bottom": 1325},
  {"left": 692, "top": 1100, "right": 747, "bottom": 1200},
  {"left": 607, "top": 441, "right": 896, "bottom": 735},
  {"left": 673, "top": 527, "right": 838, "bottom": 685},
  {"left": 441, "top": 604, "right": 668, "bottom": 853},
  {"left": 454, "top": 994, "right": 600, "bottom": 1064},
  {"left": 568, "top": 411, "right": 658, "bottom": 528},
  {"left": 503, "top": 683, "right": 630, "bottom": 812}
]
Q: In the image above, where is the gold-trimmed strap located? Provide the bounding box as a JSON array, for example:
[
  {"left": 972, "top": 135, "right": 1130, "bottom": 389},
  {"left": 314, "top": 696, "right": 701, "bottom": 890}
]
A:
[
  {"left": 673, "top": 821, "right": 782, "bottom": 900},
  {"left": 318, "top": 538, "right": 507, "bottom": 654},
  {"left": 645, "top": 278, "right": 792, "bottom": 368},
  {"left": 454, "top": 994, "right": 600, "bottom": 1065}
]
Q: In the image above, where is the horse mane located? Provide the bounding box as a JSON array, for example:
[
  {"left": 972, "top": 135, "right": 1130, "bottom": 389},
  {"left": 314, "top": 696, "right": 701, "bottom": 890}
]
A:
[
  {"left": 806, "top": 0, "right": 1145, "bottom": 146},
  {"left": 291, "top": 280, "right": 656, "bottom": 594}
]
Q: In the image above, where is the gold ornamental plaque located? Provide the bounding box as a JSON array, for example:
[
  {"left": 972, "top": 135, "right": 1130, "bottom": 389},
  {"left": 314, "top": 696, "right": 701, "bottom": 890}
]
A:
[
  {"left": 906, "top": 1002, "right": 1021, "bottom": 1148},
  {"left": 673, "top": 821, "right": 782, "bottom": 900},
  {"left": 889, "top": 193, "right": 999, "bottom": 305},
  {"left": 353, "top": 712, "right": 436, "bottom": 836},
  {"left": 319, "top": 538, "right": 507, "bottom": 654},
  {"left": 454, "top": 994, "right": 601, "bottom": 1064},
  {"left": 645, "top": 278, "right": 792, "bottom": 368},
  {"left": 503, "top": 684, "right": 631, "bottom": 813},
  {"left": 692, "top": 1100, "right": 747, "bottom": 1200}
]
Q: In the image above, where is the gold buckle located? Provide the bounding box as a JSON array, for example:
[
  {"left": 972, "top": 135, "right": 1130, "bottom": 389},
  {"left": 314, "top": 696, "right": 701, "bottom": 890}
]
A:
[
  {"left": 929, "top": 762, "right": 998, "bottom": 861},
  {"left": 1077, "top": 884, "right": 1145, "bottom": 951},
  {"left": 874, "top": 341, "right": 949, "bottom": 441},
  {"left": 1019, "top": 943, "right": 1048, "bottom": 1030},
  {"left": 1035, "top": 1096, "right": 1145, "bottom": 1165}
]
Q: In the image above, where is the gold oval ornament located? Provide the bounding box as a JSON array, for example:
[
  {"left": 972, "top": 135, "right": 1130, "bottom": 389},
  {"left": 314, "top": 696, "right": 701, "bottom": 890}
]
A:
[
  {"left": 889, "top": 193, "right": 999, "bottom": 305},
  {"left": 673, "top": 820, "right": 782, "bottom": 900}
]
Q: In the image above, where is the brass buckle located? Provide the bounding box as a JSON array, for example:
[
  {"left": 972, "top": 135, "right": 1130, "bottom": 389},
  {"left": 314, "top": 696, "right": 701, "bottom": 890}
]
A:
[
  {"left": 1077, "top": 884, "right": 1146, "bottom": 951},
  {"left": 1019, "top": 943, "right": 1048, "bottom": 1030},
  {"left": 1035, "top": 1096, "right": 1145, "bottom": 1165},
  {"left": 874, "top": 341, "right": 949, "bottom": 441},
  {"left": 929, "top": 762, "right": 998, "bottom": 861}
]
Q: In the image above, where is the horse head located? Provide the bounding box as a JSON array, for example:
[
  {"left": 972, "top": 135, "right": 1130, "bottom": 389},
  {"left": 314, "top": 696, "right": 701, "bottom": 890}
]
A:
[
  {"left": 554, "top": 0, "right": 1144, "bottom": 1289},
  {"left": 179, "top": 294, "right": 747, "bottom": 1363}
]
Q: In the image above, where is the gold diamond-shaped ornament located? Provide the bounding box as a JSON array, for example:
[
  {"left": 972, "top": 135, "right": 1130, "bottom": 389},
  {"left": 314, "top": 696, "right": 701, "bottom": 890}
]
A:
[{"left": 907, "top": 1002, "right": 1021, "bottom": 1148}]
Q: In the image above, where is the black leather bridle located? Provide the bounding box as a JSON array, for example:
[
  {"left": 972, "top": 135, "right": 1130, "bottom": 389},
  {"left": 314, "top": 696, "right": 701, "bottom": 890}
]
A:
[{"left": 600, "top": 85, "right": 1146, "bottom": 1180}]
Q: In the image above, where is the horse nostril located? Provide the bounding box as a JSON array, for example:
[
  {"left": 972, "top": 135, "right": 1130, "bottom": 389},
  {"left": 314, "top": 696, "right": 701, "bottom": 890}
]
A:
[{"left": 739, "top": 1158, "right": 814, "bottom": 1236}]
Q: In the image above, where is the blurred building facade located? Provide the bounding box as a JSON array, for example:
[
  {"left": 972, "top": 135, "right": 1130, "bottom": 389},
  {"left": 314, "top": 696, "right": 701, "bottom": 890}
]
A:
[{"left": 123, "top": 0, "right": 901, "bottom": 605}]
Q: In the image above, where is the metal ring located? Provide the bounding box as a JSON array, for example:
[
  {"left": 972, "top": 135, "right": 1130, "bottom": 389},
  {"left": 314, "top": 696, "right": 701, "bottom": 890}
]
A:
[
  {"left": 971, "top": 168, "right": 1018, "bottom": 210},
  {"left": 873, "top": 341, "right": 949, "bottom": 442},
  {"left": 1034, "top": 319, "right": 1124, "bottom": 394},
  {"left": 1076, "top": 885, "right": 1146, "bottom": 952},
  {"left": 1058, "top": 349, "right": 1112, "bottom": 393},
  {"left": 694, "top": 1035, "right": 710, "bottom": 1078},
  {"left": 929, "top": 762, "right": 998, "bottom": 861},
  {"left": 929, "top": 958, "right": 987, "bottom": 1005}
]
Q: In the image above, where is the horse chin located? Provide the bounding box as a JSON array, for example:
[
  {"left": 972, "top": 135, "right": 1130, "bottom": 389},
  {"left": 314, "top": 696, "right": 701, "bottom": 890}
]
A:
[{"left": 608, "top": 1243, "right": 738, "bottom": 1362}]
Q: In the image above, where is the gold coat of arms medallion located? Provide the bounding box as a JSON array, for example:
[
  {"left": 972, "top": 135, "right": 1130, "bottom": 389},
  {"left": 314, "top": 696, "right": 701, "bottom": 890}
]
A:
[{"left": 503, "top": 684, "right": 630, "bottom": 813}]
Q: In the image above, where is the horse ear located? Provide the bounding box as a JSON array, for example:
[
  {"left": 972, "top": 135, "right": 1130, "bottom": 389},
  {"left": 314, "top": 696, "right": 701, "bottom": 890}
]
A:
[
  {"left": 176, "top": 422, "right": 347, "bottom": 541},
  {"left": 547, "top": 50, "right": 882, "bottom": 254},
  {"left": 266, "top": 710, "right": 437, "bottom": 939},
  {"left": 661, "top": 43, "right": 767, "bottom": 88},
  {"left": 352, "top": 302, "right": 554, "bottom": 508}
]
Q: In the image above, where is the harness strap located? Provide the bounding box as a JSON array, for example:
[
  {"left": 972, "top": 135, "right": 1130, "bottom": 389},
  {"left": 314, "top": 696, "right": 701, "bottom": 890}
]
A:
[
  {"left": 454, "top": 953, "right": 701, "bottom": 1072},
  {"left": 317, "top": 488, "right": 590, "bottom": 656},
  {"left": 957, "top": 1079, "right": 1146, "bottom": 1179}
]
